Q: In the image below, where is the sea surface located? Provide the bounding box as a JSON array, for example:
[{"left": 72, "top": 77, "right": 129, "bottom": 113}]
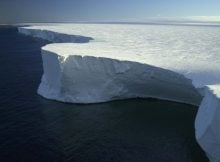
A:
[{"left": 0, "top": 26, "right": 208, "bottom": 162}]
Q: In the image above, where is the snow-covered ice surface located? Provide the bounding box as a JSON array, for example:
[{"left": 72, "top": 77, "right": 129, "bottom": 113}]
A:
[
  {"left": 18, "top": 24, "right": 220, "bottom": 88},
  {"left": 19, "top": 23, "right": 220, "bottom": 162}
]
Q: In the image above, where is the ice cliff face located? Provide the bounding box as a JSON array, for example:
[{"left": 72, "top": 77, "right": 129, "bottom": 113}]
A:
[
  {"left": 18, "top": 27, "right": 93, "bottom": 43},
  {"left": 18, "top": 24, "right": 220, "bottom": 162},
  {"left": 39, "top": 43, "right": 201, "bottom": 104}
]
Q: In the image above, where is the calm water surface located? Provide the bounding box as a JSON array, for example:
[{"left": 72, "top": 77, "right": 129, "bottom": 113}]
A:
[{"left": 0, "top": 26, "right": 208, "bottom": 162}]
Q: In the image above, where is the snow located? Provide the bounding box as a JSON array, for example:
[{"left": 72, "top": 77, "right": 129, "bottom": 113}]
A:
[{"left": 18, "top": 23, "right": 220, "bottom": 162}]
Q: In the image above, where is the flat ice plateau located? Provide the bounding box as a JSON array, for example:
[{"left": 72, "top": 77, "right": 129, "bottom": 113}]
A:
[{"left": 19, "top": 23, "right": 220, "bottom": 162}]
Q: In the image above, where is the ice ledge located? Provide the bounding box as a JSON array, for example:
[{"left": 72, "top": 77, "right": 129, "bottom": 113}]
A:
[
  {"left": 38, "top": 45, "right": 201, "bottom": 105},
  {"left": 18, "top": 27, "right": 93, "bottom": 43}
]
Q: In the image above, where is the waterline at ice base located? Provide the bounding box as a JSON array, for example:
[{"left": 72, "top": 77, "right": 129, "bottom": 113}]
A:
[{"left": 19, "top": 23, "right": 220, "bottom": 162}]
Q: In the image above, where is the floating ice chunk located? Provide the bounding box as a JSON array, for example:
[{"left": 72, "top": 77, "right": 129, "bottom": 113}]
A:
[{"left": 195, "top": 85, "right": 220, "bottom": 162}]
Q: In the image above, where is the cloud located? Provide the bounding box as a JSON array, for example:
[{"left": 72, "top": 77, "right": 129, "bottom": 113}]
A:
[
  {"left": 140, "top": 16, "right": 220, "bottom": 24},
  {"left": 185, "top": 16, "right": 220, "bottom": 22}
]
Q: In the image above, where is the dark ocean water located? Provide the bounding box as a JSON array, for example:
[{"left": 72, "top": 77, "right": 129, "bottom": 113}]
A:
[{"left": 0, "top": 26, "right": 208, "bottom": 162}]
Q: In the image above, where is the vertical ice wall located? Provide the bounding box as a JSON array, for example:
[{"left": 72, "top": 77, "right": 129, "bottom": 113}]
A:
[{"left": 37, "top": 47, "right": 202, "bottom": 104}]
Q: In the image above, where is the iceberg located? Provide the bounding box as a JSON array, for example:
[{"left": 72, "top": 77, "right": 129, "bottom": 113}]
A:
[
  {"left": 18, "top": 24, "right": 220, "bottom": 162},
  {"left": 195, "top": 85, "right": 220, "bottom": 162}
]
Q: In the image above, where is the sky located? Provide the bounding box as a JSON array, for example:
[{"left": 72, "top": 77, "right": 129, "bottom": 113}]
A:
[{"left": 1, "top": 0, "right": 220, "bottom": 24}]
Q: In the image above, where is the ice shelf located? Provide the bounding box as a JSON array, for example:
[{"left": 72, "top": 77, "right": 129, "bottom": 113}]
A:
[{"left": 19, "top": 24, "right": 220, "bottom": 162}]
